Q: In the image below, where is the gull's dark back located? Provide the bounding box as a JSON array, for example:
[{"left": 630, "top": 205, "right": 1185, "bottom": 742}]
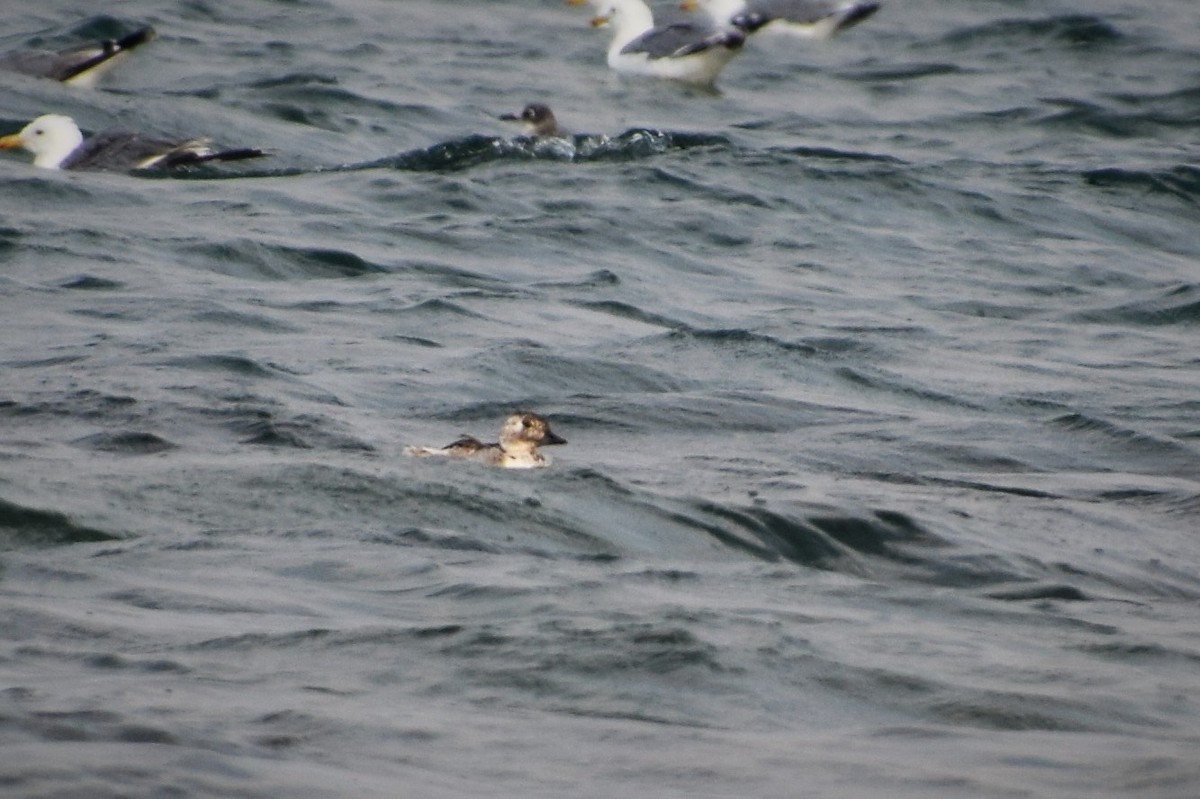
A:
[
  {"left": 58, "top": 130, "right": 169, "bottom": 171},
  {"left": 59, "top": 129, "right": 265, "bottom": 171}
]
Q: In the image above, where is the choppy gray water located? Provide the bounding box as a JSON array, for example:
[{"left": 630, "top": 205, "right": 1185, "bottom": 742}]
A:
[{"left": 2, "top": 1, "right": 1199, "bottom": 797}]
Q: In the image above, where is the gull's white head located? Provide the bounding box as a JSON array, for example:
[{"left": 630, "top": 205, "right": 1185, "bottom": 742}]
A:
[
  {"left": 578, "top": 0, "right": 655, "bottom": 35},
  {"left": 0, "top": 114, "right": 84, "bottom": 169}
]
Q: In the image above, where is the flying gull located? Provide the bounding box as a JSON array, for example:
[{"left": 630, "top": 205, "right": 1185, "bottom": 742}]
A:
[
  {"left": 0, "top": 26, "right": 156, "bottom": 87},
  {"left": 568, "top": 0, "right": 746, "bottom": 86},
  {"left": 0, "top": 114, "right": 267, "bottom": 171},
  {"left": 680, "top": 0, "right": 880, "bottom": 39}
]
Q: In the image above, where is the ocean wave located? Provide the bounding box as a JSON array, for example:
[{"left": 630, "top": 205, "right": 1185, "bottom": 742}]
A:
[
  {"left": 140, "top": 129, "right": 732, "bottom": 181},
  {"left": 177, "top": 240, "right": 390, "bottom": 280},
  {"left": 372, "top": 130, "right": 731, "bottom": 173},
  {"left": 0, "top": 496, "right": 122, "bottom": 549},
  {"left": 939, "top": 15, "right": 1124, "bottom": 51},
  {"left": 72, "top": 430, "right": 177, "bottom": 455},
  {"left": 1083, "top": 165, "right": 1200, "bottom": 204},
  {"left": 1067, "top": 282, "right": 1200, "bottom": 325},
  {"left": 1038, "top": 98, "right": 1200, "bottom": 139}
]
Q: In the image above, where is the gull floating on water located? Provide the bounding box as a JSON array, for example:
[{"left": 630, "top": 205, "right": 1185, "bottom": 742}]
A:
[
  {"left": 568, "top": 0, "right": 746, "bottom": 86},
  {"left": 0, "top": 26, "right": 155, "bottom": 87},
  {"left": 0, "top": 114, "right": 267, "bottom": 171},
  {"left": 680, "top": 0, "right": 880, "bottom": 38},
  {"left": 499, "top": 103, "right": 570, "bottom": 139},
  {"left": 405, "top": 412, "right": 568, "bottom": 469}
]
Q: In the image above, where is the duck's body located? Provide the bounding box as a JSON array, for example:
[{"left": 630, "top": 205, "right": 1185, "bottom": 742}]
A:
[
  {"left": 0, "top": 26, "right": 155, "bottom": 87},
  {"left": 572, "top": 0, "right": 745, "bottom": 86},
  {"left": 405, "top": 412, "right": 568, "bottom": 469},
  {"left": 0, "top": 114, "right": 266, "bottom": 171},
  {"left": 682, "top": 0, "right": 880, "bottom": 39}
]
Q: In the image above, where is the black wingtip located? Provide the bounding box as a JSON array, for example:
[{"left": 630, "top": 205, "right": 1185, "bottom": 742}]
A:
[
  {"left": 158, "top": 148, "right": 269, "bottom": 169},
  {"left": 207, "top": 148, "right": 270, "bottom": 163},
  {"left": 674, "top": 28, "right": 746, "bottom": 57},
  {"left": 839, "top": 3, "right": 881, "bottom": 31},
  {"left": 731, "top": 12, "right": 772, "bottom": 34},
  {"left": 733, "top": 2, "right": 880, "bottom": 35},
  {"left": 116, "top": 26, "right": 158, "bottom": 52},
  {"left": 57, "top": 25, "right": 158, "bottom": 83}
]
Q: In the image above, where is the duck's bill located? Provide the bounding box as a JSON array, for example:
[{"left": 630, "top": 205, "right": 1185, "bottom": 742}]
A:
[
  {"left": 0, "top": 133, "right": 22, "bottom": 150},
  {"left": 545, "top": 431, "right": 568, "bottom": 446}
]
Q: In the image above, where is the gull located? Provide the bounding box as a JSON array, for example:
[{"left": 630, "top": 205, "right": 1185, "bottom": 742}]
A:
[
  {"left": 0, "top": 26, "right": 156, "bottom": 88},
  {"left": 499, "top": 103, "right": 570, "bottom": 138},
  {"left": 405, "top": 412, "right": 568, "bottom": 469},
  {"left": 680, "top": 0, "right": 880, "bottom": 39},
  {"left": 0, "top": 114, "right": 267, "bottom": 171},
  {"left": 568, "top": 0, "right": 746, "bottom": 86}
]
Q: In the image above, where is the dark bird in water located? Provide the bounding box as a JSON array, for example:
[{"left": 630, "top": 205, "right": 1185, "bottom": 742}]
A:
[
  {"left": 0, "top": 26, "right": 156, "bottom": 87},
  {"left": 499, "top": 103, "right": 570, "bottom": 138}
]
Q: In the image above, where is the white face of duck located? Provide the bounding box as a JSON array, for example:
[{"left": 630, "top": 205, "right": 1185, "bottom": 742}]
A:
[
  {"left": 0, "top": 114, "right": 84, "bottom": 168},
  {"left": 498, "top": 413, "right": 567, "bottom": 452}
]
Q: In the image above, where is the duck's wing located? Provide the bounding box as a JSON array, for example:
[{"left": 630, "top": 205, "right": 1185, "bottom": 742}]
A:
[{"left": 443, "top": 435, "right": 485, "bottom": 450}]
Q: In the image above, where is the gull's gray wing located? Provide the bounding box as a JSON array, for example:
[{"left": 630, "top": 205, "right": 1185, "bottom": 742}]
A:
[
  {"left": 59, "top": 129, "right": 176, "bottom": 171},
  {"left": 620, "top": 23, "right": 745, "bottom": 58},
  {"left": 61, "top": 129, "right": 265, "bottom": 171}
]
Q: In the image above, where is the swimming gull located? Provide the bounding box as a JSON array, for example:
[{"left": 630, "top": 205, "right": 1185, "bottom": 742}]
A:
[
  {"left": 0, "top": 114, "right": 267, "bottom": 171},
  {"left": 499, "top": 103, "right": 570, "bottom": 138},
  {"left": 0, "top": 26, "right": 156, "bottom": 87},
  {"left": 680, "top": 0, "right": 880, "bottom": 38},
  {"left": 568, "top": 0, "right": 746, "bottom": 86}
]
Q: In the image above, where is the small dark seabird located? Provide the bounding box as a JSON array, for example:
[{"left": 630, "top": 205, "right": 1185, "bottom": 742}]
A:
[
  {"left": 499, "top": 103, "right": 569, "bottom": 138},
  {"left": 405, "top": 412, "right": 568, "bottom": 469},
  {"left": 0, "top": 114, "right": 267, "bottom": 171},
  {"left": 0, "top": 26, "right": 156, "bottom": 87},
  {"left": 679, "top": 0, "right": 880, "bottom": 38}
]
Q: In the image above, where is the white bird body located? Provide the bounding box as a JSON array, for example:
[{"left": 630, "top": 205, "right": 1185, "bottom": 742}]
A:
[{"left": 575, "top": 0, "right": 746, "bottom": 86}]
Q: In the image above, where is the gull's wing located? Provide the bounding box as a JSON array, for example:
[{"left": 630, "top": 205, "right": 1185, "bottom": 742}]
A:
[{"left": 620, "top": 22, "right": 745, "bottom": 58}]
